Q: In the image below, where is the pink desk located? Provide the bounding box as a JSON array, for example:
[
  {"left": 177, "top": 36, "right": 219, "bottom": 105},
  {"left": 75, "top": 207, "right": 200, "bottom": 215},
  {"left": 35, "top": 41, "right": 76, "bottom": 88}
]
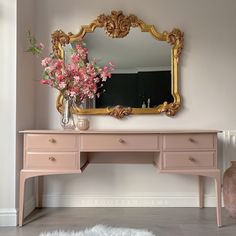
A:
[{"left": 19, "top": 130, "right": 222, "bottom": 227}]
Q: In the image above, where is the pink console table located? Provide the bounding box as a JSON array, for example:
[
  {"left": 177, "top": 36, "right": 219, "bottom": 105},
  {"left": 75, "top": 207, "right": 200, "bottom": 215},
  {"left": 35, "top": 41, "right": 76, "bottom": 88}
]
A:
[{"left": 19, "top": 130, "right": 222, "bottom": 227}]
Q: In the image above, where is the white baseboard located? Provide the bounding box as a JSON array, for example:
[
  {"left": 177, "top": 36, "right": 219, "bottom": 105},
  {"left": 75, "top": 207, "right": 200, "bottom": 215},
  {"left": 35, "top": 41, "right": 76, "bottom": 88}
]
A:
[
  {"left": 42, "top": 194, "right": 218, "bottom": 207},
  {"left": 0, "top": 209, "right": 17, "bottom": 227},
  {"left": 0, "top": 196, "right": 36, "bottom": 227},
  {"left": 0, "top": 194, "right": 220, "bottom": 226}
]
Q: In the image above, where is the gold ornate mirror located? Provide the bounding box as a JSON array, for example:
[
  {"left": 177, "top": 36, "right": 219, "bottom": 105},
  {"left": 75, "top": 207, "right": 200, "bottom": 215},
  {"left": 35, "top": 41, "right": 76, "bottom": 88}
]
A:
[{"left": 52, "top": 11, "right": 183, "bottom": 119}]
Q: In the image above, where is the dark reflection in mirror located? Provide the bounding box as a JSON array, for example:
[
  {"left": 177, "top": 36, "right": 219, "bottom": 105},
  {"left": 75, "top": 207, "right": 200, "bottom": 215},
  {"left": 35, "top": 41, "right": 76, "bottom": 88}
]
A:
[
  {"left": 63, "top": 28, "right": 172, "bottom": 109},
  {"left": 96, "top": 71, "right": 172, "bottom": 108}
]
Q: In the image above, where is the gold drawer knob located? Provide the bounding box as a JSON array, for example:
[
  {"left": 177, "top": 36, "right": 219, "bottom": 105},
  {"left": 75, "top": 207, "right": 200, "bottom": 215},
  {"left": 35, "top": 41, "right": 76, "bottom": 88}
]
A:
[
  {"left": 188, "top": 137, "right": 195, "bottom": 143},
  {"left": 119, "top": 138, "right": 125, "bottom": 144},
  {"left": 188, "top": 156, "right": 196, "bottom": 162},
  {"left": 48, "top": 156, "right": 56, "bottom": 161},
  {"left": 49, "top": 138, "right": 56, "bottom": 143}
]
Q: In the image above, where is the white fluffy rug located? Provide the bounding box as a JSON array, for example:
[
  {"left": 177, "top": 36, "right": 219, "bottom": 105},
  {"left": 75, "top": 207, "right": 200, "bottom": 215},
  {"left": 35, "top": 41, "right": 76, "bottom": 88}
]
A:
[{"left": 39, "top": 224, "right": 155, "bottom": 236}]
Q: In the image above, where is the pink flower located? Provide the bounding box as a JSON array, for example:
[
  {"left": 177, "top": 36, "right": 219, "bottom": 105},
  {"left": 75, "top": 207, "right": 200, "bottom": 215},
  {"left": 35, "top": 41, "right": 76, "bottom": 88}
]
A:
[
  {"left": 74, "top": 76, "right": 81, "bottom": 82},
  {"left": 108, "top": 61, "right": 114, "bottom": 68},
  {"left": 59, "top": 82, "right": 66, "bottom": 89},
  {"left": 39, "top": 43, "right": 45, "bottom": 49},
  {"left": 86, "top": 63, "right": 96, "bottom": 77},
  {"left": 76, "top": 44, "right": 82, "bottom": 50},
  {"left": 69, "top": 91, "right": 76, "bottom": 97},
  {"left": 94, "top": 77, "right": 100, "bottom": 83},
  {"left": 68, "top": 64, "right": 78, "bottom": 75},
  {"left": 88, "top": 93, "right": 95, "bottom": 99},
  {"left": 76, "top": 44, "right": 88, "bottom": 60},
  {"left": 40, "top": 79, "right": 49, "bottom": 85},
  {"left": 45, "top": 66, "right": 54, "bottom": 72},
  {"left": 100, "top": 70, "right": 111, "bottom": 81},
  {"left": 71, "top": 53, "right": 80, "bottom": 63},
  {"left": 55, "top": 75, "right": 64, "bottom": 84},
  {"left": 54, "top": 60, "right": 64, "bottom": 69},
  {"left": 48, "top": 80, "right": 53, "bottom": 86}
]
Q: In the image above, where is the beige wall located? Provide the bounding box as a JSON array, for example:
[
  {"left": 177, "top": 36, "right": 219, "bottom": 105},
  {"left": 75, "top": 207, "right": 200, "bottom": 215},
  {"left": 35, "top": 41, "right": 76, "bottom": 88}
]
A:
[
  {"left": 35, "top": 0, "right": 236, "bottom": 130},
  {"left": 16, "top": 0, "right": 37, "bottom": 220},
  {"left": 33, "top": 0, "right": 236, "bottom": 207}
]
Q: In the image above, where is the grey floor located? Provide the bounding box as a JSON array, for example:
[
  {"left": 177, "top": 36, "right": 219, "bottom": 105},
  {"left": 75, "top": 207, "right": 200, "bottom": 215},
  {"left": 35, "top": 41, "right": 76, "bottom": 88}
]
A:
[{"left": 1, "top": 208, "right": 236, "bottom": 236}]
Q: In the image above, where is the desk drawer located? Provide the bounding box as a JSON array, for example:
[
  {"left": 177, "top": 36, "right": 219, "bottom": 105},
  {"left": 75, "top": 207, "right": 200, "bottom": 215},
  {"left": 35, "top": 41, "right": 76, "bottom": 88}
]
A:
[
  {"left": 163, "top": 134, "right": 215, "bottom": 150},
  {"left": 80, "top": 134, "right": 159, "bottom": 151},
  {"left": 25, "top": 152, "right": 77, "bottom": 169},
  {"left": 163, "top": 152, "right": 215, "bottom": 169},
  {"left": 25, "top": 134, "right": 77, "bottom": 151}
]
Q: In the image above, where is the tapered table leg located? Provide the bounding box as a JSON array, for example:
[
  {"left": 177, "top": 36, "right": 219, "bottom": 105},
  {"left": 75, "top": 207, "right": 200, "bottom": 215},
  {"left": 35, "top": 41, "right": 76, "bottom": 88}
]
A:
[
  {"left": 215, "top": 173, "right": 222, "bottom": 227},
  {"left": 19, "top": 172, "right": 26, "bottom": 226},
  {"left": 198, "top": 176, "right": 204, "bottom": 208}
]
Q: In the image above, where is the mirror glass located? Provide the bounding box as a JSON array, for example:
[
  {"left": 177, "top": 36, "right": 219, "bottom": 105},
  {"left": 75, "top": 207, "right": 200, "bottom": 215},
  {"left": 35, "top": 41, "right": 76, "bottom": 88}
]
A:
[{"left": 63, "top": 28, "right": 173, "bottom": 109}]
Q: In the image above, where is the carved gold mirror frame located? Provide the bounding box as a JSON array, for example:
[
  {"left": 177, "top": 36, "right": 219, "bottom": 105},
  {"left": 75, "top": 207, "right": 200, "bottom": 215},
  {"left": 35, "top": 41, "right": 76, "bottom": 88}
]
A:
[{"left": 51, "top": 11, "right": 184, "bottom": 119}]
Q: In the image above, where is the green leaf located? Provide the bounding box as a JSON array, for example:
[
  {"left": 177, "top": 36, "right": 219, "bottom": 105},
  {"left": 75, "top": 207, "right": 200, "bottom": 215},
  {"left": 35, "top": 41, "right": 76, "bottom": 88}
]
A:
[{"left": 26, "top": 30, "right": 44, "bottom": 56}]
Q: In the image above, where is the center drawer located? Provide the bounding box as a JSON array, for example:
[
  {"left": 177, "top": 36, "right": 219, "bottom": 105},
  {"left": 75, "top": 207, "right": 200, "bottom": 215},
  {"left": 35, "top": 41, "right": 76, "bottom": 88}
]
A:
[{"left": 80, "top": 134, "right": 159, "bottom": 151}]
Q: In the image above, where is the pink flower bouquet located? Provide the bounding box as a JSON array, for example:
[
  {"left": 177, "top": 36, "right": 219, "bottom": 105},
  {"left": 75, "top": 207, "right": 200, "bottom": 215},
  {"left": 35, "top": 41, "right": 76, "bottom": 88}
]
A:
[
  {"left": 27, "top": 31, "right": 114, "bottom": 102},
  {"left": 41, "top": 44, "right": 114, "bottom": 102}
]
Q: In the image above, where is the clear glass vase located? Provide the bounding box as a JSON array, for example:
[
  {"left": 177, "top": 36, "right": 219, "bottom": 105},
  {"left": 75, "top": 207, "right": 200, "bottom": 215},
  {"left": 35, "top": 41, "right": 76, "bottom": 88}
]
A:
[{"left": 60, "top": 97, "right": 76, "bottom": 130}]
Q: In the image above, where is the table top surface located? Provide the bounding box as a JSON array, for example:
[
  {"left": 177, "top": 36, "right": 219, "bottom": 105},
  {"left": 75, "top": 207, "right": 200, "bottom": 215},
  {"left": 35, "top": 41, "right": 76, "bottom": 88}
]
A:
[{"left": 19, "top": 129, "right": 221, "bottom": 134}]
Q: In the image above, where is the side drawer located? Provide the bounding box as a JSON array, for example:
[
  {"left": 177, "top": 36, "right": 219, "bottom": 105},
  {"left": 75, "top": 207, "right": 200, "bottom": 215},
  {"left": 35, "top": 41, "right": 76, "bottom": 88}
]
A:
[
  {"left": 80, "top": 134, "right": 159, "bottom": 151},
  {"left": 25, "top": 152, "right": 77, "bottom": 170},
  {"left": 163, "top": 134, "right": 215, "bottom": 150},
  {"left": 163, "top": 152, "right": 216, "bottom": 169},
  {"left": 25, "top": 134, "right": 77, "bottom": 151}
]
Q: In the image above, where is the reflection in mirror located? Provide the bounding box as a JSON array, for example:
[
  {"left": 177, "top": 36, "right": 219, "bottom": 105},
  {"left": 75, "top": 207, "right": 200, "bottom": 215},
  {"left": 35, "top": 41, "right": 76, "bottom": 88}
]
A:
[{"left": 63, "top": 28, "right": 172, "bottom": 109}]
